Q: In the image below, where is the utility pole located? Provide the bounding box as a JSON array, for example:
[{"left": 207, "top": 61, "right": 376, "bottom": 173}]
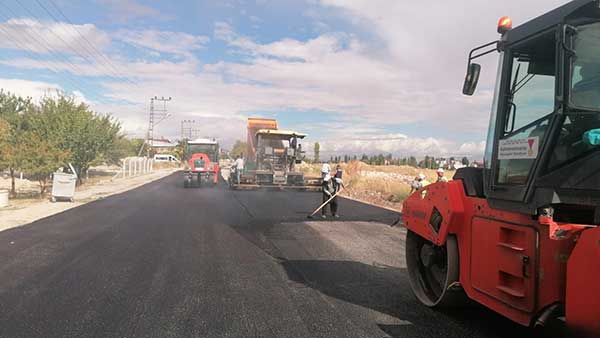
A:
[
  {"left": 141, "top": 96, "right": 171, "bottom": 157},
  {"left": 181, "top": 119, "right": 195, "bottom": 140}
]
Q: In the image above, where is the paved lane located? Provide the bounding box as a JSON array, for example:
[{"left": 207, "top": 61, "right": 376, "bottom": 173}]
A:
[{"left": 0, "top": 173, "right": 536, "bottom": 338}]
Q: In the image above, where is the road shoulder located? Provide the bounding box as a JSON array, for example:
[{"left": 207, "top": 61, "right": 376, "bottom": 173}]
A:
[{"left": 0, "top": 169, "right": 177, "bottom": 233}]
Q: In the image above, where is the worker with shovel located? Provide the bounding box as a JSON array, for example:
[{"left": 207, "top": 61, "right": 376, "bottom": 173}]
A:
[
  {"left": 321, "top": 164, "right": 340, "bottom": 219},
  {"left": 307, "top": 164, "right": 346, "bottom": 219}
]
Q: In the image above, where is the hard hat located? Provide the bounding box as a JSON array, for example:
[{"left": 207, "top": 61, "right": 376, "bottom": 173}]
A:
[
  {"left": 321, "top": 163, "right": 331, "bottom": 173},
  {"left": 437, "top": 168, "right": 445, "bottom": 173},
  {"left": 418, "top": 173, "right": 426, "bottom": 180}
]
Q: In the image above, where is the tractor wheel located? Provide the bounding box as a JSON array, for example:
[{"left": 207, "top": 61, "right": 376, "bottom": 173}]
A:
[{"left": 406, "top": 230, "right": 464, "bottom": 308}]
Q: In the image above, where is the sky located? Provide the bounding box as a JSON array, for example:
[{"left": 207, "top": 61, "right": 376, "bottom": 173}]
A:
[{"left": 0, "top": 0, "right": 570, "bottom": 159}]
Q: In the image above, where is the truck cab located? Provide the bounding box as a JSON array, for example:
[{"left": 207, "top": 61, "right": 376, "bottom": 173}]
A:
[
  {"left": 254, "top": 129, "right": 306, "bottom": 185},
  {"left": 403, "top": 1, "right": 600, "bottom": 336},
  {"left": 464, "top": 0, "right": 600, "bottom": 217},
  {"left": 183, "top": 138, "right": 220, "bottom": 188}
]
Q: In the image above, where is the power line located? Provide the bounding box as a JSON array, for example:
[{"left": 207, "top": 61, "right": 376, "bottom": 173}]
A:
[
  {"left": 139, "top": 96, "right": 171, "bottom": 157},
  {"left": 0, "top": 4, "right": 98, "bottom": 98},
  {"left": 45, "top": 0, "right": 140, "bottom": 88},
  {"left": 1, "top": 2, "right": 99, "bottom": 94},
  {"left": 13, "top": 0, "right": 110, "bottom": 83},
  {"left": 27, "top": 0, "right": 147, "bottom": 107},
  {"left": 33, "top": 0, "right": 121, "bottom": 78},
  {"left": 181, "top": 119, "right": 195, "bottom": 139},
  {"left": 35, "top": 0, "right": 141, "bottom": 89}
]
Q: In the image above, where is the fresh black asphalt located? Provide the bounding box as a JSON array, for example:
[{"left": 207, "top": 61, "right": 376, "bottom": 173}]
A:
[{"left": 0, "top": 173, "right": 538, "bottom": 338}]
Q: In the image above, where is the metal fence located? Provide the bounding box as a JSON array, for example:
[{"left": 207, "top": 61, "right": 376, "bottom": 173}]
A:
[{"left": 114, "top": 157, "right": 155, "bottom": 179}]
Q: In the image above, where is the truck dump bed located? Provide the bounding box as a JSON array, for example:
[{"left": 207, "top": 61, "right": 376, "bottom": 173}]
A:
[{"left": 246, "top": 118, "right": 277, "bottom": 162}]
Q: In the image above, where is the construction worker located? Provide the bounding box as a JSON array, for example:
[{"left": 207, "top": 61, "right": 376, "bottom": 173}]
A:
[
  {"left": 321, "top": 163, "right": 331, "bottom": 179},
  {"left": 321, "top": 172, "right": 339, "bottom": 219},
  {"left": 333, "top": 165, "right": 344, "bottom": 214},
  {"left": 410, "top": 173, "right": 430, "bottom": 194},
  {"left": 334, "top": 164, "right": 343, "bottom": 181},
  {"left": 233, "top": 155, "right": 245, "bottom": 184},
  {"left": 436, "top": 168, "right": 448, "bottom": 183}
]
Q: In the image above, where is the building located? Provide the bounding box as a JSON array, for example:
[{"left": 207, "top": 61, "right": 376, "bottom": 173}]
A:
[{"left": 147, "top": 138, "right": 177, "bottom": 154}]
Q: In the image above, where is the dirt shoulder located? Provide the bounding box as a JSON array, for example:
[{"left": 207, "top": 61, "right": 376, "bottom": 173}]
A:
[
  {"left": 298, "top": 161, "right": 455, "bottom": 213},
  {"left": 0, "top": 169, "right": 177, "bottom": 233}
]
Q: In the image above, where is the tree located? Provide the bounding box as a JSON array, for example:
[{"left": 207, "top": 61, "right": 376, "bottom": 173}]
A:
[
  {"left": 20, "top": 133, "right": 69, "bottom": 195},
  {"left": 230, "top": 140, "right": 248, "bottom": 158},
  {"left": 105, "top": 137, "right": 144, "bottom": 166},
  {"left": 0, "top": 118, "right": 10, "bottom": 169},
  {"left": 0, "top": 91, "right": 30, "bottom": 196},
  {"left": 174, "top": 139, "right": 187, "bottom": 161},
  {"left": 461, "top": 157, "right": 470, "bottom": 166},
  {"left": 314, "top": 142, "right": 320, "bottom": 162},
  {"left": 408, "top": 156, "right": 418, "bottom": 167},
  {"left": 26, "top": 95, "right": 121, "bottom": 184}
]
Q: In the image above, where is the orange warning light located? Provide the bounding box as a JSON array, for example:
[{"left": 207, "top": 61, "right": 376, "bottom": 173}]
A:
[{"left": 497, "top": 16, "right": 512, "bottom": 34}]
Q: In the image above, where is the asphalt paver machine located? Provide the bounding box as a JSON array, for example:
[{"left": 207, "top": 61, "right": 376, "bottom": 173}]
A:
[
  {"left": 402, "top": 1, "right": 600, "bottom": 336},
  {"left": 230, "top": 118, "right": 320, "bottom": 190}
]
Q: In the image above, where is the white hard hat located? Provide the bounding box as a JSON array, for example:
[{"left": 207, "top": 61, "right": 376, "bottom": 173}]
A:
[
  {"left": 437, "top": 168, "right": 445, "bottom": 173},
  {"left": 321, "top": 163, "right": 331, "bottom": 173},
  {"left": 418, "top": 173, "right": 426, "bottom": 180}
]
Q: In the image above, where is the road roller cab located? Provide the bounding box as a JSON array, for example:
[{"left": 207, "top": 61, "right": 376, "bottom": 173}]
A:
[{"left": 402, "top": 1, "right": 600, "bottom": 336}]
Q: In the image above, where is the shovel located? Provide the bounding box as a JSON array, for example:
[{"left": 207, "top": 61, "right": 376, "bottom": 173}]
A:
[{"left": 307, "top": 181, "right": 349, "bottom": 219}]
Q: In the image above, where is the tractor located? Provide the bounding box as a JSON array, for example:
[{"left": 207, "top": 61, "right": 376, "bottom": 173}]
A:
[
  {"left": 183, "top": 138, "right": 220, "bottom": 188},
  {"left": 402, "top": 1, "right": 600, "bottom": 336}
]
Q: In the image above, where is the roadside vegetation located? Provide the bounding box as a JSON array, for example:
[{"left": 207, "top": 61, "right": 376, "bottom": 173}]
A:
[
  {"left": 0, "top": 90, "right": 141, "bottom": 197},
  {"left": 298, "top": 160, "right": 455, "bottom": 211}
]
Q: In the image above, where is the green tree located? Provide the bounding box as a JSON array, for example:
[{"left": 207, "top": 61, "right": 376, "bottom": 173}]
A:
[
  {"left": 408, "top": 156, "right": 418, "bottom": 167},
  {"left": 174, "top": 139, "right": 187, "bottom": 161},
  {"left": 0, "top": 118, "right": 10, "bottom": 169},
  {"left": 27, "top": 95, "right": 121, "bottom": 184},
  {"left": 313, "top": 142, "right": 320, "bottom": 163},
  {"left": 20, "top": 132, "right": 70, "bottom": 195},
  {"left": 230, "top": 140, "right": 248, "bottom": 158},
  {"left": 104, "top": 137, "right": 145, "bottom": 166},
  {"left": 0, "top": 91, "right": 31, "bottom": 196}
]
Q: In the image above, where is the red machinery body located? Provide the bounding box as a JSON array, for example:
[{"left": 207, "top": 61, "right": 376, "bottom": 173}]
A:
[
  {"left": 185, "top": 153, "right": 219, "bottom": 186},
  {"left": 183, "top": 138, "right": 220, "bottom": 188},
  {"left": 402, "top": 180, "right": 600, "bottom": 335}
]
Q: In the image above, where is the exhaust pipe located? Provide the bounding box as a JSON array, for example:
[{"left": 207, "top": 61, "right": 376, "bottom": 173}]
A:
[{"left": 534, "top": 303, "right": 562, "bottom": 328}]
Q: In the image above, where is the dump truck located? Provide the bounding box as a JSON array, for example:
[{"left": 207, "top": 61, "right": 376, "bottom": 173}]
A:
[
  {"left": 183, "top": 138, "right": 220, "bottom": 188},
  {"left": 402, "top": 1, "right": 600, "bottom": 336},
  {"left": 229, "top": 117, "right": 320, "bottom": 190}
]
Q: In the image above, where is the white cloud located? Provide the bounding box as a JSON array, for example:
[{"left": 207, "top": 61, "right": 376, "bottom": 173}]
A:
[
  {"left": 0, "top": 1, "right": 572, "bottom": 157},
  {"left": 305, "top": 133, "right": 485, "bottom": 158},
  {"left": 0, "top": 78, "right": 61, "bottom": 100},
  {"left": 96, "top": 0, "right": 173, "bottom": 23},
  {"left": 318, "top": 135, "right": 452, "bottom": 156},
  {"left": 114, "top": 29, "right": 210, "bottom": 56},
  {"left": 0, "top": 78, "right": 93, "bottom": 106},
  {"left": 457, "top": 141, "right": 487, "bottom": 157},
  {"left": 0, "top": 18, "right": 110, "bottom": 55}
]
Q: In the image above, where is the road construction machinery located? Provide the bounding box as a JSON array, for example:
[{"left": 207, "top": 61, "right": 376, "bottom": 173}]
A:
[
  {"left": 229, "top": 117, "right": 320, "bottom": 190},
  {"left": 402, "top": 1, "right": 600, "bottom": 336},
  {"left": 183, "top": 138, "right": 220, "bottom": 188}
]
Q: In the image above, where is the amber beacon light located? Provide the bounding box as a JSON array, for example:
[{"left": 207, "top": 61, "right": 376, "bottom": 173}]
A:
[{"left": 497, "top": 16, "right": 513, "bottom": 34}]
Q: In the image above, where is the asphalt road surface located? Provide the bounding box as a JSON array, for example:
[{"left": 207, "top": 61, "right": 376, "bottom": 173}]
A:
[{"left": 0, "top": 173, "right": 539, "bottom": 338}]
